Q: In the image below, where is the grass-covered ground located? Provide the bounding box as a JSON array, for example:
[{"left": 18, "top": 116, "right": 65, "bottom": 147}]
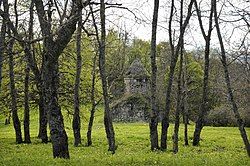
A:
[{"left": 0, "top": 109, "right": 249, "bottom": 166}]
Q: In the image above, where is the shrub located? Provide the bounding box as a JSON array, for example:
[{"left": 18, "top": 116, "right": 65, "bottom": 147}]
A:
[
  {"left": 206, "top": 105, "right": 250, "bottom": 127},
  {"left": 206, "top": 106, "right": 237, "bottom": 127}
]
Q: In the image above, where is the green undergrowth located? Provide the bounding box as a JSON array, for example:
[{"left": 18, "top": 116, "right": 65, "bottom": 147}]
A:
[{"left": 0, "top": 109, "right": 249, "bottom": 166}]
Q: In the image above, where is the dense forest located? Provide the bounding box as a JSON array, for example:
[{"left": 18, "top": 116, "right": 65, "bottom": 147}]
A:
[{"left": 0, "top": 0, "right": 249, "bottom": 160}]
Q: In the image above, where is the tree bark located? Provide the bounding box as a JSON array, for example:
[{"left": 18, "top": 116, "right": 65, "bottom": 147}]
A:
[
  {"left": 213, "top": 0, "right": 250, "bottom": 157},
  {"left": 193, "top": 0, "right": 213, "bottom": 146},
  {"left": 172, "top": 55, "right": 183, "bottom": 153},
  {"left": 24, "top": 66, "right": 31, "bottom": 143},
  {"left": 1, "top": 0, "right": 8, "bottom": 125},
  {"left": 89, "top": 0, "right": 116, "bottom": 152},
  {"left": 0, "top": 5, "right": 5, "bottom": 93},
  {"left": 8, "top": 36, "right": 22, "bottom": 144},
  {"left": 149, "top": 0, "right": 160, "bottom": 151},
  {"left": 23, "top": 0, "right": 34, "bottom": 144},
  {"left": 99, "top": 0, "right": 116, "bottom": 153},
  {"left": 182, "top": 54, "right": 189, "bottom": 146},
  {"left": 182, "top": 99, "right": 189, "bottom": 146},
  {"left": 173, "top": 39, "right": 184, "bottom": 154},
  {"left": 43, "top": 56, "right": 69, "bottom": 158},
  {"left": 37, "top": 93, "right": 48, "bottom": 143},
  {"left": 87, "top": 52, "right": 98, "bottom": 146},
  {"left": 37, "top": 63, "right": 48, "bottom": 143},
  {"left": 5, "top": 115, "right": 11, "bottom": 125},
  {"left": 172, "top": 0, "right": 184, "bottom": 154},
  {"left": 87, "top": 108, "right": 95, "bottom": 146},
  {"left": 72, "top": 13, "right": 82, "bottom": 147},
  {"left": 161, "top": 0, "right": 194, "bottom": 150},
  {"left": 4, "top": 0, "right": 22, "bottom": 144}
]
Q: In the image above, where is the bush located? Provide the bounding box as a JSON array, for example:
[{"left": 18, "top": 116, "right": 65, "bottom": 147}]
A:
[
  {"left": 206, "top": 106, "right": 237, "bottom": 127},
  {"left": 206, "top": 105, "right": 250, "bottom": 127},
  {"left": 240, "top": 108, "right": 250, "bottom": 127}
]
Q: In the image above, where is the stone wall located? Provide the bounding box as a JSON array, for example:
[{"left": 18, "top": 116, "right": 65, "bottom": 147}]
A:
[
  {"left": 111, "top": 94, "right": 150, "bottom": 122},
  {"left": 124, "top": 77, "right": 149, "bottom": 94}
]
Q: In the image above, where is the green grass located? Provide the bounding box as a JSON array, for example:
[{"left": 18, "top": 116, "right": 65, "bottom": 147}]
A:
[{"left": 0, "top": 109, "right": 249, "bottom": 166}]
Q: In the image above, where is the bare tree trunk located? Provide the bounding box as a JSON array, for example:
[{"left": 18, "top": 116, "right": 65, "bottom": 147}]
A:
[
  {"left": 87, "top": 106, "right": 95, "bottom": 146},
  {"left": 193, "top": 0, "right": 213, "bottom": 146},
  {"left": 182, "top": 54, "right": 189, "bottom": 146},
  {"left": 72, "top": 12, "right": 82, "bottom": 147},
  {"left": 4, "top": 0, "right": 22, "bottom": 144},
  {"left": 5, "top": 114, "right": 11, "bottom": 125},
  {"left": 43, "top": 57, "right": 69, "bottom": 158},
  {"left": 38, "top": 93, "right": 48, "bottom": 143},
  {"left": 172, "top": 56, "right": 183, "bottom": 153},
  {"left": 38, "top": 62, "right": 48, "bottom": 143},
  {"left": 87, "top": 52, "right": 98, "bottom": 146},
  {"left": 182, "top": 97, "right": 189, "bottom": 146},
  {"left": 8, "top": 36, "right": 22, "bottom": 144},
  {"left": 0, "top": 4, "right": 5, "bottom": 93},
  {"left": 23, "top": 0, "right": 35, "bottom": 144},
  {"left": 149, "top": 0, "right": 160, "bottom": 151},
  {"left": 37, "top": 65, "right": 48, "bottom": 143},
  {"left": 173, "top": 43, "right": 184, "bottom": 153},
  {"left": 100, "top": 0, "right": 116, "bottom": 153},
  {"left": 161, "top": 0, "right": 194, "bottom": 150},
  {"left": 172, "top": 0, "right": 184, "bottom": 153},
  {"left": 0, "top": 9, "right": 9, "bottom": 125},
  {"left": 213, "top": 0, "right": 250, "bottom": 157},
  {"left": 36, "top": 51, "right": 47, "bottom": 142},
  {"left": 161, "top": 0, "right": 175, "bottom": 151},
  {"left": 89, "top": 0, "right": 116, "bottom": 153},
  {"left": 24, "top": 66, "right": 31, "bottom": 143},
  {"left": 1, "top": 0, "right": 9, "bottom": 126}
]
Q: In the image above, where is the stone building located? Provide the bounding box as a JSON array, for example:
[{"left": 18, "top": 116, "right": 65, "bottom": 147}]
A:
[
  {"left": 111, "top": 59, "right": 150, "bottom": 122},
  {"left": 124, "top": 59, "right": 150, "bottom": 94}
]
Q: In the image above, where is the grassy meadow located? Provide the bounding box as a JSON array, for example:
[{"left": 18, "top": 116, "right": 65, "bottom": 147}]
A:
[{"left": 0, "top": 108, "right": 249, "bottom": 166}]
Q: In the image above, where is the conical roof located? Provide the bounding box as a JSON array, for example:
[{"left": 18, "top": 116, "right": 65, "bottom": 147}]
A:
[{"left": 125, "top": 59, "right": 149, "bottom": 78}]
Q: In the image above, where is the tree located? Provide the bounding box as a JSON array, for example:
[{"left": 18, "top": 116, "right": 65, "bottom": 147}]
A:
[
  {"left": 23, "top": 66, "right": 31, "bottom": 144},
  {"left": 173, "top": 0, "right": 184, "bottom": 153},
  {"left": 86, "top": 51, "right": 98, "bottom": 146},
  {"left": 72, "top": 10, "right": 83, "bottom": 147},
  {"left": 0, "top": 0, "right": 6, "bottom": 94},
  {"left": 99, "top": 0, "right": 116, "bottom": 153},
  {"left": 182, "top": 53, "right": 189, "bottom": 146},
  {"left": 33, "top": 0, "right": 87, "bottom": 158},
  {"left": 7, "top": 35, "right": 23, "bottom": 144},
  {"left": 23, "top": 0, "right": 35, "bottom": 145},
  {"left": 161, "top": 0, "right": 195, "bottom": 150},
  {"left": 89, "top": 0, "right": 116, "bottom": 153},
  {"left": 213, "top": 0, "right": 250, "bottom": 157},
  {"left": 3, "top": 0, "right": 23, "bottom": 144},
  {"left": 193, "top": 0, "right": 214, "bottom": 146},
  {"left": 128, "top": 39, "right": 151, "bottom": 70},
  {"left": 149, "top": 0, "right": 160, "bottom": 151},
  {"left": 105, "top": 29, "right": 128, "bottom": 90}
]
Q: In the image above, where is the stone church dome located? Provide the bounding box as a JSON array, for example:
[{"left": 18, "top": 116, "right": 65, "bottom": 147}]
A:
[{"left": 125, "top": 59, "right": 149, "bottom": 78}]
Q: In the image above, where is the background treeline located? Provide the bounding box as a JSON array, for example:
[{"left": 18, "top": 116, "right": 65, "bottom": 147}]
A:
[{"left": 1, "top": 30, "right": 248, "bottom": 127}]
